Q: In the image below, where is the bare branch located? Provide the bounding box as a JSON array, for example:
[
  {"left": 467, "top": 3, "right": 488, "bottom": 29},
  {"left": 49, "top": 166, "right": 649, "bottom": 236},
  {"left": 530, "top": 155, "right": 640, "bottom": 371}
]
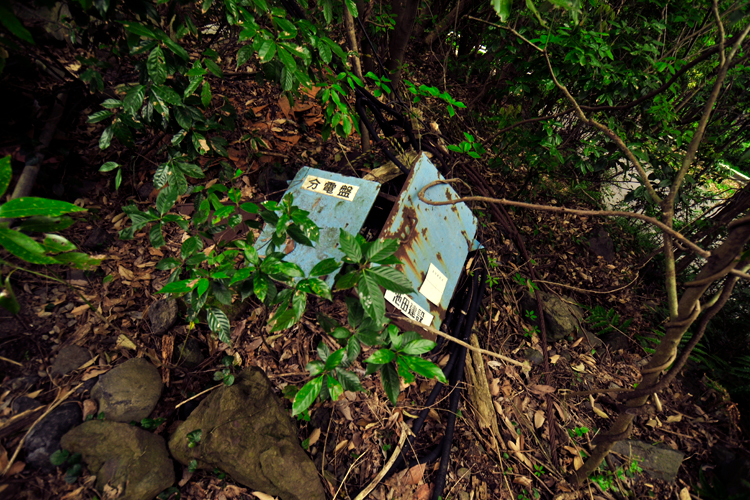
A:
[{"left": 418, "top": 179, "right": 710, "bottom": 258}]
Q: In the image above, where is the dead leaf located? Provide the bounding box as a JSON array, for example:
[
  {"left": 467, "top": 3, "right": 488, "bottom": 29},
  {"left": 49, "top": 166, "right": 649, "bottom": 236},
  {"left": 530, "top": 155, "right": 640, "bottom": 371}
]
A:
[
  {"left": 529, "top": 384, "right": 555, "bottom": 395},
  {"left": 405, "top": 463, "right": 425, "bottom": 485},
  {"left": 115, "top": 334, "right": 137, "bottom": 351},
  {"left": 83, "top": 399, "right": 98, "bottom": 420},
  {"left": 308, "top": 428, "right": 321, "bottom": 446},
  {"left": 118, "top": 265, "right": 134, "bottom": 280},
  {"left": 573, "top": 455, "right": 584, "bottom": 470},
  {"left": 71, "top": 304, "right": 89, "bottom": 316},
  {"left": 571, "top": 363, "right": 586, "bottom": 373},
  {"left": 534, "top": 410, "right": 545, "bottom": 429},
  {"left": 550, "top": 354, "right": 560, "bottom": 364},
  {"left": 251, "top": 492, "right": 276, "bottom": 500},
  {"left": 666, "top": 414, "right": 683, "bottom": 423},
  {"left": 679, "top": 487, "right": 691, "bottom": 500}
]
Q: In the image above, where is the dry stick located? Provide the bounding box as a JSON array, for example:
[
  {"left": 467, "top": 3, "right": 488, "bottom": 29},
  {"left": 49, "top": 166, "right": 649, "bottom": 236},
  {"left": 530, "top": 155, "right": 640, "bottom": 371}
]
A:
[
  {"left": 417, "top": 180, "right": 710, "bottom": 259},
  {"left": 398, "top": 317, "right": 528, "bottom": 368},
  {"left": 534, "top": 273, "right": 640, "bottom": 295},
  {"left": 175, "top": 384, "right": 222, "bottom": 409},
  {"left": 0, "top": 356, "right": 23, "bottom": 366},
  {"left": 332, "top": 449, "right": 370, "bottom": 500},
  {"left": 1, "top": 383, "right": 82, "bottom": 476},
  {"left": 352, "top": 421, "right": 410, "bottom": 500}
]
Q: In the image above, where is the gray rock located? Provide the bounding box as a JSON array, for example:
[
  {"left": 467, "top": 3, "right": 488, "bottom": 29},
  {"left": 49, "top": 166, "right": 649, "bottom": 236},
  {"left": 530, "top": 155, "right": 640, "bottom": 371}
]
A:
[
  {"left": 91, "top": 358, "right": 163, "bottom": 422},
  {"left": 611, "top": 440, "right": 684, "bottom": 482},
  {"left": 61, "top": 420, "right": 174, "bottom": 500},
  {"left": 82, "top": 227, "right": 110, "bottom": 250},
  {"left": 601, "top": 330, "right": 630, "bottom": 351},
  {"left": 521, "top": 292, "right": 583, "bottom": 342},
  {"left": 4, "top": 375, "right": 39, "bottom": 391},
  {"left": 523, "top": 348, "right": 544, "bottom": 366},
  {"left": 149, "top": 299, "right": 178, "bottom": 335},
  {"left": 588, "top": 227, "right": 615, "bottom": 262},
  {"left": 51, "top": 345, "right": 91, "bottom": 376},
  {"left": 169, "top": 366, "right": 325, "bottom": 500},
  {"left": 25, "top": 402, "right": 82, "bottom": 471},
  {"left": 12, "top": 396, "right": 42, "bottom": 414},
  {"left": 175, "top": 338, "right": 205, "bottom": 369}
]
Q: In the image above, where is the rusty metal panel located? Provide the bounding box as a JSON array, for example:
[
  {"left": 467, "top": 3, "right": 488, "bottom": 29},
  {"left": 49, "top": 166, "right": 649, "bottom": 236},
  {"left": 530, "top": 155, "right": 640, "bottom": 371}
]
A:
[
  {"left": 254, "top": 167, "right": 381, "bottom": 287},
  {"left": 378, "top": 154, "right": 477, "bottom": 331}
]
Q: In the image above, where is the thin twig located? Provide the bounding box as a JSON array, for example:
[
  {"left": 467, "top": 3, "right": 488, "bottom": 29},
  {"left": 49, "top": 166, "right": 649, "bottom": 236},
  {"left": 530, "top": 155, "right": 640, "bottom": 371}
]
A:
[
  {"left": 1, "top": 383, "right": 82, "bottom": 476},
  {"left": 352, "top": 421, "right": 410, "bottom": 500},
  {"left": 397, "top": 317, "right": 528, "bottom": 368},
  {"left": 534, "top": 273, "right": 640, "bottom": 295},
  {"left": 174, "top": 384, "right": 222, "bottom": 409},
  {"left": 417, "top": 179, "right": 710, "bottom": 259}
]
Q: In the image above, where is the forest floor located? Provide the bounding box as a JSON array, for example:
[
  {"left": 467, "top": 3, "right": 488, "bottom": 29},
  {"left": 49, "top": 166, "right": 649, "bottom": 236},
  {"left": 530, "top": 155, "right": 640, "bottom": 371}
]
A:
[{"left": 0, "top": 40, "right": 748, "bottom": 500}]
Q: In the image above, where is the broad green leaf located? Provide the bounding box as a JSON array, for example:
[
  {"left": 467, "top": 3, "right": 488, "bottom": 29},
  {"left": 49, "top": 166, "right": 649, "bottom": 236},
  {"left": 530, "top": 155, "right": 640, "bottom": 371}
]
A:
[
  {"left": 400, "top": 356, "right": 447, "bottom": 383},
  {"left": 87, "top": 110, "right": 113, "bottom": 123},
  {"left": 53, "top": 252, "right": 101, "bottom": 270},
  {"left": 123, "top": 85, "right": 145, "bottom": 115},
  {"left": 99, "top": 125, "right": 113, "bottom": 150},
  {"left": 0, "top": 227, "right": 56, "bottom": 264},
  {"left": 380, "top": 363, "right": 400, "bottom": 404},
  {"left": 344, "top": 0, "right": 358, "bottom": 17},
  {"left": 357, "top": 273, "right": 385, "bottom": 325},
  {"left": 0, "top": 276, "right": 20, "bottom": 315},
  {"left": 309, "top": 258, "right": 341, "bottom": 277},
  {"left": 240, "top": 202, "right": 258, "bottom": 213},
  {"left": 229, "top": 267, "right": 253, "bottom": 286},
  {"left": 365, "top": 349, "right": 395, "bottom": 364},
  {"left": 17, "top": 216, "right": 75, "bottom": 233},
  {"left": 327, "top": 374, "right": 344, "bottom": 402},
  {"left": 162, "top": 37, "right": 190, "bottom": 61},
  {"left": 147, "top": 46, "right": 167, "bottom": 85},
  {"left": 366, "top": 239, "right": 399, "bottom": 262},
  {"left": 306, "top": 360, "right": 325, "bottom": 376},
  {"left": 99, "top": 161, "right": 119, "bottom": 173},
  {"left": 201, "top": 82, "right": 212, "bottom": 108},
  {"left": 286, "top": 224, "right": 312, "bottom": 246},
  {"left": 401, "top": 339, "right": 436, "bottom": 356},
  {"left": 345, "top": 336, "right": 361, "bottom": 362},
  {"left": 156, "top": 186, "right": 178, "bottom": 215},
  {"left": 324, "top": 349, "right": 346, "bottom": 371},
  {"left": 277, "top": 46, "right": 296, "bottom": 74},
  {"left": 207, "top": 306, "right": 231, "bottom": 344},
  {"left": 236, "top": 46, "right": 253, "bottom": 69},
  {"left": 152, "top": 85, "right": 183, "bottom": 106},
  {"left": 253, "top": 272, "right": 270, "bottom": 302},
  {"left": 270, "top": 307, "right": 297, "bottom": 332},
  {"left": 121, "top": 21, "right": 158, "bottom": 39},
  {"left": 0, "top": 4, "right": 34, "bottom": 44},
  {"left": 292, "top": 289, "right": 307, "bottom": 321},
  {"left": 317, "top": 313, "right": 341, "bottom": 334},
  {"left": 158, "top": 279, "right": 196, "bottom": 294},
  {"left": 0, "top": 197, "right": 84, "bottom": 219},
  {"left": 258, "top": 39, "right": 276, "bottom": 63},
  {"left": 292, "top": 375, "right": 322, "bottom": 415},
  {"left": 336, "top": 367, "right": 363, "bottom": 392},
  {"left": 297, "top": 278, "right": 332, "bottom": 301},
  {"left": 334, "top": 270, "right": 360, "bottom": 290},
  {"left": 368, "top": 266, "right": 413, "bottom": 294},
  {"left": 339, "top": 229, "right": 362, "bottom": 262},
  {"left": 149, "top": 224, "right": 165, "bottom": 247},
  {"left": 0, "top": 156, "right": 11, "bottom": 198},
  {"left": 204, "top": 58, "right": 223, "bottom": 78},
  {"left": 42, "top": 234, "right": 76, "bottom": 253},
  {"left": 331, "top": 327, "right": 351, "bottom": 340}
]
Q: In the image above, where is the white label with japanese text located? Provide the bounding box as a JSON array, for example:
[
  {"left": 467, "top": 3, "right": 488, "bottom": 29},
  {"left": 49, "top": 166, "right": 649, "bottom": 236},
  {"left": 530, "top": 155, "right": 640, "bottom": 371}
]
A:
[
  {"left": 301, "top": 175, "right": 359, "bottom": 201},
  {"left": 419, "top": 263, "right": 448, "bottom": 306},
  {"left": 384, "top": 291, "right": 434, "bottom": 326}
]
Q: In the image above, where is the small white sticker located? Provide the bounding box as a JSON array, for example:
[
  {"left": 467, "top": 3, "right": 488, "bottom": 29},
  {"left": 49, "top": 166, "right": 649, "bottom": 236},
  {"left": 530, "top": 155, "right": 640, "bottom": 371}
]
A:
[
  {"left": 419, "top": 263, "right": 448, "bottom": 306},
  {"left": 301, "top": 175, "right": 359, "bottom": 201},
  {"left": 384, "top": 291, "right": 434, "bottom": 326}
]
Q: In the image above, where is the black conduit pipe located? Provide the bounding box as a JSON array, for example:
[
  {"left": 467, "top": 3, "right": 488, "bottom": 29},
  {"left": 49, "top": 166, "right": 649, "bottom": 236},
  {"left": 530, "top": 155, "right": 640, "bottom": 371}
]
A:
[{"left": 431, "top": 268, "right": 487, "bottom": 500}]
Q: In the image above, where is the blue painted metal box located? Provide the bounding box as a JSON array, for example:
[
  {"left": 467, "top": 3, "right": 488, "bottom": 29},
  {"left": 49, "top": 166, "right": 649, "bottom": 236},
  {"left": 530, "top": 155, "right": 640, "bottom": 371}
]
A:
[{"left": 255, "top": 154, "right": 478, "bottom": 333}]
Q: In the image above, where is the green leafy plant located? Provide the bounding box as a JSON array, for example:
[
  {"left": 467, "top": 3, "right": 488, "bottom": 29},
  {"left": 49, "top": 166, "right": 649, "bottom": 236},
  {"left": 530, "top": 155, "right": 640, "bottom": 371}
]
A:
[
  {"left": 585, "top": 305, "right": 632, "bottom": 336},
  {"left": 447, "top": 132, "right": 486, "bottom": 159},
  {"left": 403, "top": 81, "right": 466, "bottom": 117},
  {"left": 186, "top": 429, "right": 202, "bottom": 449},
  {"left": 589, "top": 459, "right": 642, "bottom": 493},
  {"left": 214, "top": 355, "right": 238, "bottom": 386},
  {"left": 133, "top": 417, "right": 166, "bottom": 430},
  {"left": 0, "top": 156, "right": 100, "bottom": 313},
  {"left": 568, "top": 426, "right": 590, "bottom": 439},
  {"left": 157, "top": 486, "right": 181, "bottom": 500},
  {"left": 187, "top": 459, "right": 198, "bottom": 473},
  {"left": 50, "top": 449, "right": 83, "bottom": 484}
]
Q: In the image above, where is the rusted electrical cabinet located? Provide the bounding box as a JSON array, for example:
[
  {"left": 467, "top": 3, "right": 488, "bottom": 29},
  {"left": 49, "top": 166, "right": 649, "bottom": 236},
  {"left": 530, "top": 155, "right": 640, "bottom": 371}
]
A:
[{"left": 255, "top": 153, "right": 478, "bottom": 333}]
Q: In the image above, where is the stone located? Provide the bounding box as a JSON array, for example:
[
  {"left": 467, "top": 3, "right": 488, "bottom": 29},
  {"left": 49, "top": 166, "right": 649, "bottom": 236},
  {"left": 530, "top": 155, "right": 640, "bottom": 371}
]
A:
[
  {"left": 61, "top": 420, "right": 174, "bottom": 500},
  {"left": 588, "top": 227, "right": 615, "bottom": 262},
  {"left": 24, "top": 402, "right": 82, "bottom": 471},
  {"left": 12, "top": 396, "right": 42, "bottom": 414},
  {"left": 169, "top": 366, "right": 325, "bottom": 500},
  {"left": 91, "top": 358, "right": 163, "bottom": 422},
  {"left": 175, "top": 338, "right": 205, "bottom": 369},
  {"left": 3, "top": 375, "right": 39, "bottom": 391},
  {"left": 521, "top": 292, "right": 583, "bottom": 342},
  {"left": 522, "top": 348, "right": 544, "bottom": 366},
  {"left": 601, "top": 330, "right": 630, "bottom": 351},
  {"left": 611, "top": 440, "right": 684, "bottom": 482},
  {"left": 137, "top": 182, "right": 155, "bottom": 200},
  {"left": 51, "top": 345, "right": 91, "bottom": 376},
  {"left": 82, "top": 227, "right": 110, "bottom": 250},
  {"left": 149, "top": 299, "right": 178, "bottom": 335}
]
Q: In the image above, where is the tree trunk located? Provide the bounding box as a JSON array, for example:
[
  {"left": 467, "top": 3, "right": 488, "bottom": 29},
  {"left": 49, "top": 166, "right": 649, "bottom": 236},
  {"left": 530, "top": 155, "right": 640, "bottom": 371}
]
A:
[
  {"left": 424, "top": 0, "right": 469, "bottom": 46},
  {"left": 386, "top": 0, "right": 420, "bottom": 86}
]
